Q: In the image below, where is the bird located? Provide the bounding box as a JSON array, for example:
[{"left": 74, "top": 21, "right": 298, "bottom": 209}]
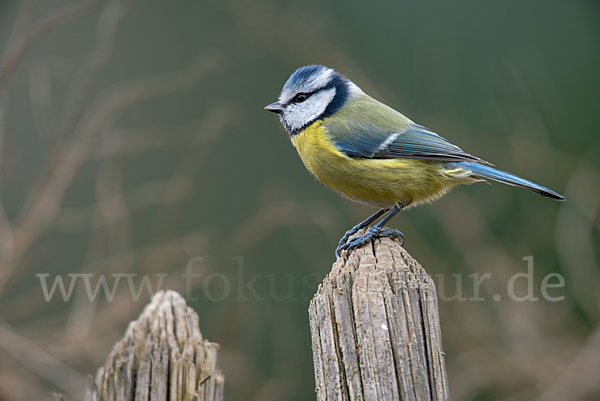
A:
[{"left": 264, "top": 65, "right": 565, "bottom": 258}]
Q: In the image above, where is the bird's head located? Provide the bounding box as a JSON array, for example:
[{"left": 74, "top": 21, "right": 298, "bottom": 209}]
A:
[{"left": 265, "top": 65, "right": 362, "bottom": 136}]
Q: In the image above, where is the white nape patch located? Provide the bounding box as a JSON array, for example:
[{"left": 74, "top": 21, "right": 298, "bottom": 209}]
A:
[
  {"left": 279, "top": 68, "right": 334, "bottom": 105},
  {"left": 303, "top": 68, "right": 334, "bottom": 93},
  {"left": 377, "top": 132, "right": 400, "bottom": 152},
  {"left": 281, "top": 87, "right": 336, "bottom": 133},
  {"left": 347, "top": 81, "right": 364, "bottom": 96}
]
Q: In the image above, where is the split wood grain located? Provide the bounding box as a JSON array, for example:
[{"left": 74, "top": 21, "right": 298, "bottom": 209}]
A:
[
  {"left": 309, "top": 231, "right": 449, "bottom": 401},
  {"left": 84, "top": 290, "right": 224, "bottom": 401}
]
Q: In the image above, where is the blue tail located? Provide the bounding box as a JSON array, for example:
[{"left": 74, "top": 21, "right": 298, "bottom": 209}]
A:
[{"left": 458, "top": 162, "right": 565, "bottom": 201}]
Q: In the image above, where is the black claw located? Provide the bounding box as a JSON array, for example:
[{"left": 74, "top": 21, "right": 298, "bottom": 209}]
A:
[
  {"left": 335, "top": 208, "right": 389, "bottom": 259},
  {"left": 378, "top": 229, "right": 405, "bottom": 245},
  {"left": 340, "top": 234, "right": 371, "bottom": 254},
  {"left": 336, "top": 227, "right": 359, "bottom": 257},
  {"left": 338, "top": 227, "right": 358, "bottom": 247},
  {"left": 339, "top": 227, "right": 405, "bottom": 256}
]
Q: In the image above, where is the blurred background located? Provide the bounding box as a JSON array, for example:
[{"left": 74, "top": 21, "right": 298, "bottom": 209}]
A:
[{"left": 0, "top": 0, "right": 598, "bottom": 400}]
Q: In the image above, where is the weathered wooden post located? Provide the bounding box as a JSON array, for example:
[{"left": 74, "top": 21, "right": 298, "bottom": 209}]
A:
[
  {"left": 309, "top": 231, "right": 449, "bottom": 401},
  {"left": 84, "top": 290, "right": 224, "bottom": 401}
]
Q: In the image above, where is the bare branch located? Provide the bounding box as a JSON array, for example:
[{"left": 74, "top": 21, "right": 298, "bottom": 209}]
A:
[
  {"left": 0, "top": 316, "right": 86, "bottom": 398},
  {"left": 60, "top": 0, "right": 131, "bottom": 140},
  {"left": 0, "top": 97, "right": 12, "bottom": 266},
  {"left": 6, "top": 0, "right": 35, "bottom": 45},
  {"left": 533, "top": 325, "right": 600, "bottom": 401},
  {"left": 0, "top": 0, "right": 103, "bottom": 94},
  {"left": 53, "top": 176, "right": 193, "bottom": 232},
  {"left": 1, "top": 53, "right": 218, "bottom": 289},
  {"left": 93, "top": 111, "right": 231, "bottom": 159},
  {"left": 28, "top": 60, "right": 55, "bottom": 147}
]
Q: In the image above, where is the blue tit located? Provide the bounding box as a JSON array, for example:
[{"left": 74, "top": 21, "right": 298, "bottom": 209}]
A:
[{"left": 264, "top": 65, "right": 565, "bottom": 257}]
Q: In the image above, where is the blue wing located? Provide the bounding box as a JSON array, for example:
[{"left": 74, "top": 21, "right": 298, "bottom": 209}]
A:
[{"left": 332, "top": 123, "right": 491, "bottom": 165}]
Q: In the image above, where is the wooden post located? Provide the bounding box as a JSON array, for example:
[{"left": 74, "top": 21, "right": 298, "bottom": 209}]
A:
[
  {"left": 309, "top": 231, "right": 449, "bottom": 401},
  {"left": 84, "top": 290, "right": 224, "bottom": 401}
]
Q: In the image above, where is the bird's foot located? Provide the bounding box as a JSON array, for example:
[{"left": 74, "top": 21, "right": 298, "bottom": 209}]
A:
[
  {"left": 335, "top": 226, "right": 363, "bottom": 257},
  {"left": 378, "top": 229, "right": 405, "bottom": 244},
  {"left": 337, "top": 227, "right": 404, "bottom": 256}
]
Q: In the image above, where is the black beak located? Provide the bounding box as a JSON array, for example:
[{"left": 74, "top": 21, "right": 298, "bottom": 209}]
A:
[{"left": 264, "top": 101, "right": 284, "bottom": 114}]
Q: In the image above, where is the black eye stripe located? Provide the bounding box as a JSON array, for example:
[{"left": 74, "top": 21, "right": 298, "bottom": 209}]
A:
[{"left": 292, "top": 92, "right": 312, "bottom": 103}]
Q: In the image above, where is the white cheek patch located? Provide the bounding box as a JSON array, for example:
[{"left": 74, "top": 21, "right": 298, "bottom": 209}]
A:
[{"left": 282, "top": 87, "right": 336, "bottom": 133}]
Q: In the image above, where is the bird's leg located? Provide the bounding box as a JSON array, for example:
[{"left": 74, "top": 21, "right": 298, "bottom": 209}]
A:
[
  {"left": 335, "top": 208, "right": 387, "bottom": 257},
  {"left": 339, "top": 204, "right": 404, "bottom": 255}
]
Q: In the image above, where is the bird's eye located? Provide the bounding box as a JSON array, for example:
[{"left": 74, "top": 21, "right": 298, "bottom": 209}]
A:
[{"left": 293, "top": 93, "right": 309, "bottom": 103}]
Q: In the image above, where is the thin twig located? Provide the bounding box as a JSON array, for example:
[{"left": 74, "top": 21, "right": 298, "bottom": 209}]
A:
[
  {"left": 0, "top": 0, "right": 103, "bottom": 94},
  {"left": 2, "top": 54, "right": 218, "bottom": 290},
  {"left": 60, "top": 0, "right": 130, "bottom": 141},
  {"left": 0, "top": 316, "right": 86, "bottom": 398}
]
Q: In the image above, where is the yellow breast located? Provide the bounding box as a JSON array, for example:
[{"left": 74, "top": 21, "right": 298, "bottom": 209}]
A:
[{"left": 290, "top": 120, "right": 470, "bottom": 208}]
